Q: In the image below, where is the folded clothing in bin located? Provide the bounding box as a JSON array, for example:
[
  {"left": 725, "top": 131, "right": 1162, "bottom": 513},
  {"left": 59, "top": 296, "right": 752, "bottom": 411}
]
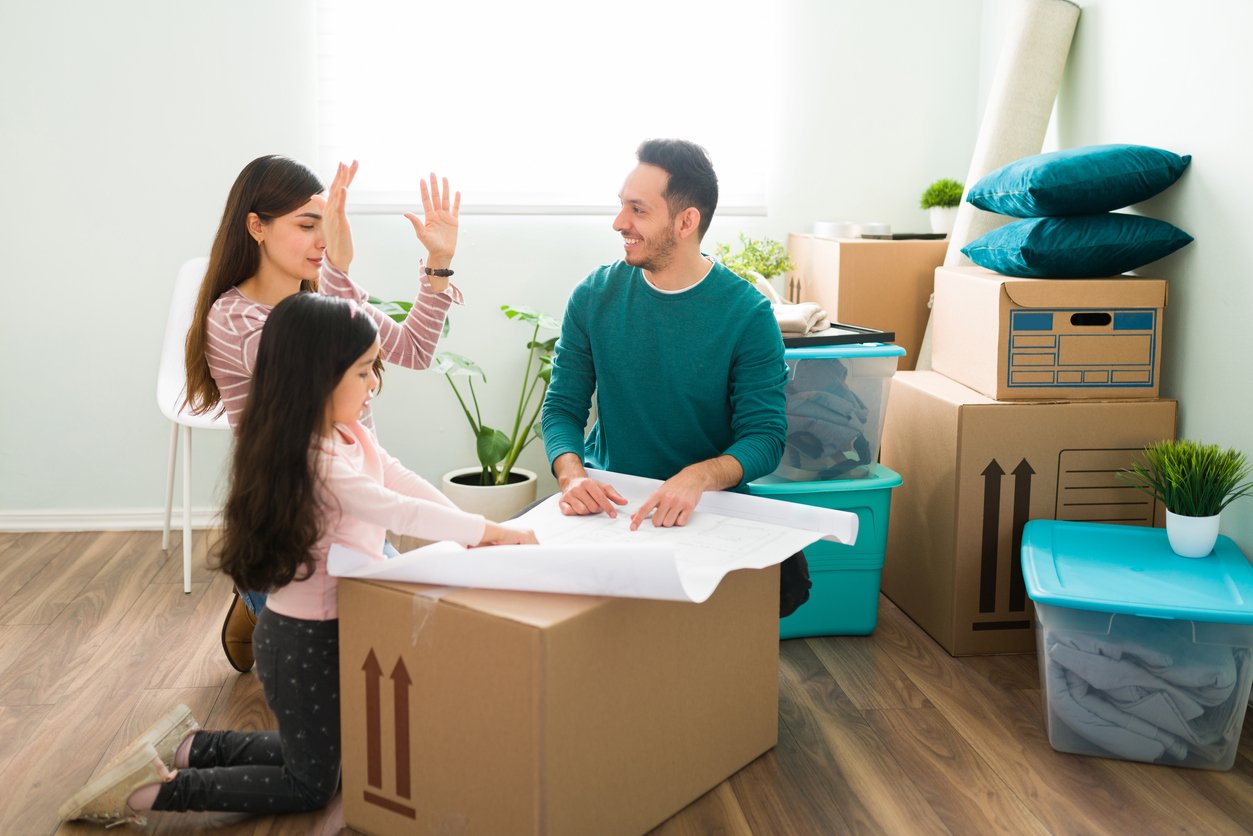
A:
[
  {"left": 778, "top": 355, "right": 873, "bottom": 480},
  {"left": 1044, "top": 618, "right": 1248, "bottom": 765}
]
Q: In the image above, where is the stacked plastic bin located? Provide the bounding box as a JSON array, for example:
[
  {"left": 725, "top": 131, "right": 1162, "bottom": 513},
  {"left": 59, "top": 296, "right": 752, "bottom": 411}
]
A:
[
  {"left": 748, "top": 341, "right": 904, "bottom": 639},
  {"left": 1022, "top": 519, "right": 1253, "bottom": 771}
]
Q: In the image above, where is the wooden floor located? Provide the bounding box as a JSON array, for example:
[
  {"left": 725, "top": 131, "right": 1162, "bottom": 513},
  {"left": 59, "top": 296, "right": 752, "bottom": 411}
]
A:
[{"left": 0, "top": 530, "right": 1250, "bottom": 835}]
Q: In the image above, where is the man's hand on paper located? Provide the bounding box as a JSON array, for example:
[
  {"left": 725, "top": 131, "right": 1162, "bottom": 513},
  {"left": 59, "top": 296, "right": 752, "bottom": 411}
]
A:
[
  {"left": 630, "top": 469, "right": 706, "bottom": 530},
  {"left": 474, "top": 522, "right": 538, "bottom": 547},
  {"left": 558, "top": 475, "right": 629, "bottom": 518}
]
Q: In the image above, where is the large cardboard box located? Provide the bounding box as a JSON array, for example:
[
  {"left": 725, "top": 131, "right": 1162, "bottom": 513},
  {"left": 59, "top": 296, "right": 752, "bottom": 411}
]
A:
[
  {"left": 931, "top": 265, "right": 1167, "bottom": 400},
  {"left": 879, "top": 371, "right": 1176, "bottom": 656},
  {"left": 788, "top": 233, "right": 946, "bottom": 370},
  {"left": 338, "top": 566, "right": 779, "bottom": 836}
]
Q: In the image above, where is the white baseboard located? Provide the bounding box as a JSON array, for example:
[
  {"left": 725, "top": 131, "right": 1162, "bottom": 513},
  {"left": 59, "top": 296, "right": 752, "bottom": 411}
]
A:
[{"left": 0, "top": 508, "right": 222, "bottom": 532}]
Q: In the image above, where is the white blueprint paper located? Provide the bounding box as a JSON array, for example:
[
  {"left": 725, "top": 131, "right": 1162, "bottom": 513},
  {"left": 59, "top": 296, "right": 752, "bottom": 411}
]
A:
[{"left": 327, "top": 469, "right": 858, "bottom": 602}]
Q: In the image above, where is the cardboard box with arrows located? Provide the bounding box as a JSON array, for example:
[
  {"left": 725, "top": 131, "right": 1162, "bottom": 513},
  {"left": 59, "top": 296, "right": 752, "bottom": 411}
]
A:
[
  {"left": 879, "top": 371, "right": 1177, "bottom": 655},
  {"left": 337, "top": 566, "right": 779, "bottom": 835}
]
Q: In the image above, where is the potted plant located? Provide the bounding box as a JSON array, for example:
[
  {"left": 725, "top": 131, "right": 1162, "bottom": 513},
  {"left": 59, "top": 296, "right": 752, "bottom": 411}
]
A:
[
  {"left": 1118, "top": 439, "right": 1253, "bottom": 557},
  {"left": 920, "top": 178, "right": 963, "bottom": 235},
  {"left": 713, "top": 234, "right": 796, "bottom": 302},
  {"left": 371, "top": 299, "right": 558, "bottom": 521}
]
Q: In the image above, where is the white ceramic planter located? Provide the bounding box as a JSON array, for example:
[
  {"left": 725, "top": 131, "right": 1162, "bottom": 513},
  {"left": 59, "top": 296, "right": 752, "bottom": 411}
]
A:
[
  {"left": 929, "top": 206, "right": 957, "bottom": 235},
  {"left": 441, "top": 467, "right": 539, "bottom": 522},
  {"left": 1165, "top": 510, "right": 1221, "bottom": 558}
]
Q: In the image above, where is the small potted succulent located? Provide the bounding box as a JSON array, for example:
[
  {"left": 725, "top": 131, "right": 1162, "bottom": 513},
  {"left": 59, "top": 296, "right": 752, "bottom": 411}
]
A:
[
  {"left": 920, "top": 178, "right": 963, "bottom": 235},
  {"left": 1118, "top": 439, "right": 1253, "bottom": 557},
  {"left": 713, "top": 234, "right": 796, "bottom": 302}
]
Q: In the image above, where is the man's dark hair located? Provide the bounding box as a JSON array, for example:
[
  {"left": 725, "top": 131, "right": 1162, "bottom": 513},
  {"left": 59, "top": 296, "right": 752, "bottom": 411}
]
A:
[{"left": 636, "top": 139, "right": 719, "bottom": 239}]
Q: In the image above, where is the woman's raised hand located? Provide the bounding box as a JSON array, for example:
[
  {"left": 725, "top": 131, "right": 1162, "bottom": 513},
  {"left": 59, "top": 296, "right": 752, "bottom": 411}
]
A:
[
  {"left": 404, "top": 172, "right": 461, "bottom": 268},
  {"left": 324, "top": 160, "right": 359, "bottom": 271}
]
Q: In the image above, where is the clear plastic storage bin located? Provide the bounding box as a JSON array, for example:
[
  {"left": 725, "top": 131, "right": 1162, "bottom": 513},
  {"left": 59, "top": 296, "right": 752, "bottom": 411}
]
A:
[
  {"left": 773, "top": 343, "right": 904, "bottom": 481},
  {"left": 1022, "top": 520, "right": 1253, "bottom": 771}
]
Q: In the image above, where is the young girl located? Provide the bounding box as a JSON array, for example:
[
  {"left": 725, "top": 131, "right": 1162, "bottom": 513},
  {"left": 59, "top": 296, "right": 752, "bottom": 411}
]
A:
[
  {"left": 58, "top": 293, "right": 537, "bottom": 826},
  {"left": 185, "top": 155, "right": 460, "bottom": 670}
]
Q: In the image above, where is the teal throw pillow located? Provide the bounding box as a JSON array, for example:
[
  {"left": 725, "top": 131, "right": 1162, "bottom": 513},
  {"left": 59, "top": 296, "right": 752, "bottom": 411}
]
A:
[
  {"left": 960, "top": 214, "right": 1193, "bottom": 278},
  {"left": 967, "top": 144, "right": 1191, "bottom": 217}
]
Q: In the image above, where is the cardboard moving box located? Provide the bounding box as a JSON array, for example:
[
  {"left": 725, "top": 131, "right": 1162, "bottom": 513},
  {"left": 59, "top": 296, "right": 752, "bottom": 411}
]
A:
[
  {"left": 788, "top": 234, "right": 946, "bottom": 370},
  {"left": 931, "top": 265, "right": 1167, "bottom": 400},
  {"left": 879, "top": 371, "right": 1176, "bottom": 655},
  {"left": 339, "top": 566, "right": 779, "bottom": 836}
]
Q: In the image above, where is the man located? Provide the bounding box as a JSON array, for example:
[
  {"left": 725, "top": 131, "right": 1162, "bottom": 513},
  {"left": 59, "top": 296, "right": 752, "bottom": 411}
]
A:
[{"left": 541, "top": 138, "right": 810, "bottom": 615}]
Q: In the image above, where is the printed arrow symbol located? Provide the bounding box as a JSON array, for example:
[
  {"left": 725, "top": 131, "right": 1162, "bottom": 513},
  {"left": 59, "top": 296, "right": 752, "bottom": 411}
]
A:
[
  {"left": 1010, "top": 459, "right": 1034, "bottom": 612},
  {"left": 363, "top": 649, "right": 383, "bottom": 789},
  {"left": 980, "top": 460, "right": 1004, "bottom": 613},
  {"left": 391, "top": 657, "right": 413, "bottom": 799}
]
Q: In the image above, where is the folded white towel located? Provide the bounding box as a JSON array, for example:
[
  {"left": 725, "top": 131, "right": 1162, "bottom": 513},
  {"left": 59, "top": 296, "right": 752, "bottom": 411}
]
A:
[{"left": 773, "top": 302, "right": 830, "bottom": 336}]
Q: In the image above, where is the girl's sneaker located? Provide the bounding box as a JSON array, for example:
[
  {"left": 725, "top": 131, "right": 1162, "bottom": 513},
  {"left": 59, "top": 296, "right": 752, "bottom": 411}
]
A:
[
  {"left": 108, "top": 704, "right": 201, "bottom": 770},
  {"left": 58, "top": 743, "right": 171, "bottom": 827}
]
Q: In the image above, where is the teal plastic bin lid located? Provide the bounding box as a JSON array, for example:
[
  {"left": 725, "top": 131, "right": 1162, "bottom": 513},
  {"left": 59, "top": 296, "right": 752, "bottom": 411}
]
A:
[
  {"left": 1021, "top": 520, "right": 1253, "bottom": 624},
  {"left": 747, "top": 463, "right": 902, "bottom": 495},
  {"left": 784, "top": 342, "right": 905, "bottom": 360}
]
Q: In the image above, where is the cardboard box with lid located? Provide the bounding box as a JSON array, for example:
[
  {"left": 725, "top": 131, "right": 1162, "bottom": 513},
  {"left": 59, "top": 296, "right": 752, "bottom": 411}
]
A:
[
  {"left": 338, "top": 566, "right": 779, "bottom": 835},
  {"left": 787, "top": 233, "right": 947, "bottom": 371}
]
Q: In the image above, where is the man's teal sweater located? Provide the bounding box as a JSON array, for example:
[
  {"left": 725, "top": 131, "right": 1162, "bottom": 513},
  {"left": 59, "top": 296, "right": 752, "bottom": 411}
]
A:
[{"left": 542, "top": 260, "right": 787, "bottom": 485}]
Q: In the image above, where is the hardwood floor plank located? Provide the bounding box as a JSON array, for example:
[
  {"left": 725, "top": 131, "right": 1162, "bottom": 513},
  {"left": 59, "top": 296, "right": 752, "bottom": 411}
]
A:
[
  {"left": 145, "top": 569, "right": 238, "bottom": 691},
  {"left": 0, "top": 530, "right": 80, "bottom": 615},
  {"left": 0, "top": 685, "right": 144, "bottom": 836},
  {"left": 0, "top": 531, "right": 170, "bottom": 706},
  {"left": 649, "top": 781, "right": 753, "bottom": 836},
  {"left": 877, "top": 597, "right": 1252, "bottom": 835},
  {"left": 863, "top": 706, "right": 1050, "bottom": 834},
  {"left": 732, "top": 640, "right": 948, "bottom": 835},
  {"left": 0, "top": 623, "right": 46, "bottom": 682},
  {"left": 0, "top": 704, "right": 52, "bottom": 778},
  {"left": 805, "top": 630, "right": 932, "bottom": 710},
  {"left": 151, "top": 529, "right": 223, "bottom": 588}
]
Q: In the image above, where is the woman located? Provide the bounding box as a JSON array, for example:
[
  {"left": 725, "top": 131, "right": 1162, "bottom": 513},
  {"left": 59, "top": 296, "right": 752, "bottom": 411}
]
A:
[{"left": 184, "top": 155, "right": 463, "bottom": 672}]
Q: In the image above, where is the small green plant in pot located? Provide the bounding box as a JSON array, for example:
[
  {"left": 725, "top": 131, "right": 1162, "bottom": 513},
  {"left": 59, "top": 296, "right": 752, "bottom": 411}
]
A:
[
  {"left": 713, "top": 233, "right": 795, "bottom": 283},
  {"left": 713, "top": 234, "right": 795, "bottom": 303},
  {"left": 434, "top": 305, "right": 559, "bottom": 487},
  {"left": 920, "top": 177, "right": 963, "bottom": 235},
  {"left": 1118, "top": 439, "right": 1253, "bottom": 557}
]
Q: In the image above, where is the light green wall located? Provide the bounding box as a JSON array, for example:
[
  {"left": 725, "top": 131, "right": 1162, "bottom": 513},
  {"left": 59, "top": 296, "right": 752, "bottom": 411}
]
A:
[
  {"left": 1049, "top": 0, "right": 1253, "bottom": 549},
  {"left": 0, "top": 0, "right": 981, "bottom": 520}
]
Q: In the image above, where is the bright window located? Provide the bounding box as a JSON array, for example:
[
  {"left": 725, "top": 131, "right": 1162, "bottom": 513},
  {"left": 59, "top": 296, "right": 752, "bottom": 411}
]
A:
[{"left": 315, "top": 0, "right": 775, "bottom": 214}]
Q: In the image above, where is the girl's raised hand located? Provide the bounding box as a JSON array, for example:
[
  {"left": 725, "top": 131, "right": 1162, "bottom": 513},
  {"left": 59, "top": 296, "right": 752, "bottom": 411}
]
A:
[
  {"left": 404, "top": 172, "right": 461, "bottom": 266},
  {"left": 474, "top": 522, "right": 538, "bottom": 547},
  {"left": 324, "top": 160, "right": 359, "bottom": 271}
]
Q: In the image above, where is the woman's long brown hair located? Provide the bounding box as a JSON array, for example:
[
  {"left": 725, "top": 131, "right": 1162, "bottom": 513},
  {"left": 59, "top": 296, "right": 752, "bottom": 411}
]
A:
[
  {"left": 184, "top": 156, "right": 323, "bottom": 415},
  {"left": 216, "top": 293, "right": 381, "bottom": 593}
]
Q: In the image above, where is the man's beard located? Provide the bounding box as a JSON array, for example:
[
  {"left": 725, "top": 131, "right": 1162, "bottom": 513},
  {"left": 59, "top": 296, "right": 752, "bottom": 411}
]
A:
[{"left": 630, "top": 226, "right": 678, "bottom": 273}]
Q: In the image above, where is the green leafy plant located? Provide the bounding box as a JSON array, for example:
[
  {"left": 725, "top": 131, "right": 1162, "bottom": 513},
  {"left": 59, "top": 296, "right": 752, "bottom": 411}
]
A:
[
  {"left": 713, "top": 234, "right": 795, "bottom": 283},
  {"left": 920, "top": 178, "right": 964, "bottom": 209},
  {"left": 1119, "top": 439, "right": 1253, "bottom": 517},
  {"left": 369, "top": 299, "right": 558, "bottom": 486}
]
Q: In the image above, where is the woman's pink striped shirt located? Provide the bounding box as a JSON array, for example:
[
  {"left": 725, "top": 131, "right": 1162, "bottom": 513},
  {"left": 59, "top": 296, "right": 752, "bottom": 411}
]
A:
[{"left": 204, "top": 258, "right": 459, "bottom": 430}]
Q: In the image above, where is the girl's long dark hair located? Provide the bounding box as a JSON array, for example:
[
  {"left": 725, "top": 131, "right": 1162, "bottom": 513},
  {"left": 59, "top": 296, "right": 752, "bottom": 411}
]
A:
[
  {"left": 186, "top": 155, "right": 324, "bottom": 415},
  {"left": 216, "top": 293, "right": 381, "bottom": 593}
]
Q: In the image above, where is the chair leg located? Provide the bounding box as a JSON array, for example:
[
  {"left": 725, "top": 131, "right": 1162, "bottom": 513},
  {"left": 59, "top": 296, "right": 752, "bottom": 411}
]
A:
[
  {"left": 162, "top": 422, "right": 178, "bottom": 551},
  {"left": 181, "top": 425, "right": 193, "bottom": 594}
]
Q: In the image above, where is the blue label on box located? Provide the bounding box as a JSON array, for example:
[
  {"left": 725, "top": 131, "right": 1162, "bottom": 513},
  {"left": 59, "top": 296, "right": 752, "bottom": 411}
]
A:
[{"left": 1006, "top": 308, "right": 1156, "bottom": 389}]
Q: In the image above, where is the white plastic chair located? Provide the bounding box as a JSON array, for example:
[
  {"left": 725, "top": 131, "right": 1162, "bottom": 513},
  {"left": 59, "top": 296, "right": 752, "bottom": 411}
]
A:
[{"left": 158, "top": 257, "right": 230, "bottom": 593}]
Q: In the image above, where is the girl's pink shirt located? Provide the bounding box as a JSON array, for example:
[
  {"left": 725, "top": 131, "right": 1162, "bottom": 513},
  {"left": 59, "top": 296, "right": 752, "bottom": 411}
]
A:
[{"left": 264, "top": 421, "right": 487, "bottom": 621}]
